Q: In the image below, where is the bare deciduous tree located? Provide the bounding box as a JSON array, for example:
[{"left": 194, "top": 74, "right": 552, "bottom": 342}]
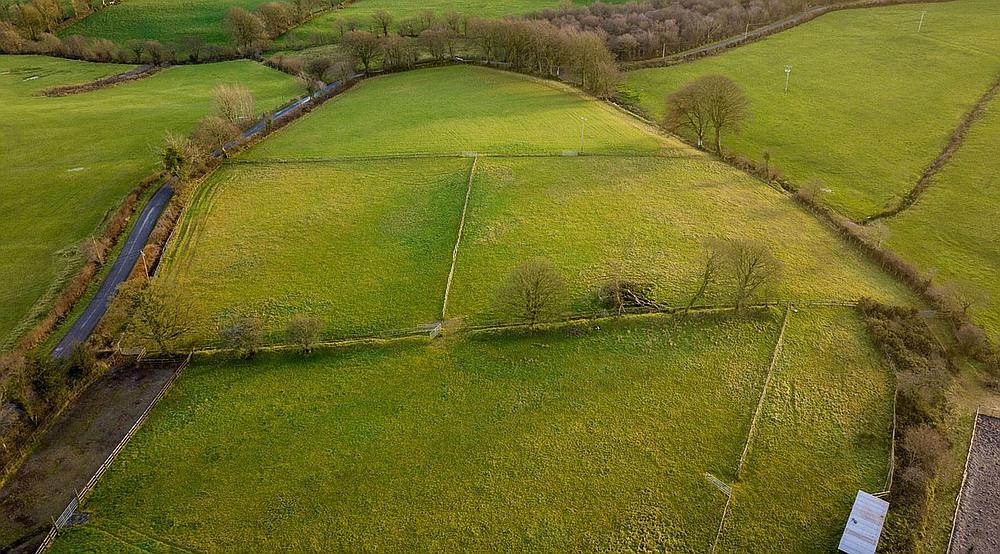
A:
[
  {"left": 220, "top": 316, "right": 265, "bottom": 358},
  {"left": 225, "top": 7, "right": 266, "bottom": 50},
  {"left": 114, "top": 282, "right": 194, "bottom": 354},
  {"left": 664, "top": 80, "right": 710, "bottom": 148},
  {"left": 496, "top": 258, "right": 568, "bottom": 326},
  {"left": 192, "top": 115, "right": 241, "bottom": 152},
  {"left": 719, "top": 239, "right": 782, "bottom": 314},
  {"left": 342, "top": 30, "right": 380, "bottom": 73},
  {"left": 702, "top": 75, "right": 750, "bottom": 154},
  {"left": 286, "top": 314, "right": 324, "bottom": 354},
  {"left": 213, "top": 83, "right": 255, "bottom": 125},
  {"left": 372, "top": 9, "right": 393, "bottom": 36},
  {"left": 685, "top": 242, "right": 721, "bottom": 313}
]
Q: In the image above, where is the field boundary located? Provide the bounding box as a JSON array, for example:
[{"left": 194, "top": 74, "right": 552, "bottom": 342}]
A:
[
  {"left": 34, "top": 355, "right": 192, "bottom": 554},
  {"left": 442, "top": 155, "right": 478, "bottom": 320},
  {"left": 227, "top": 151, "right": 696, "bottom": 164},
  {"left": 736, "top": 303, "right": 791, "bottom": 479},
  {"left": 864, "top": 73, "right": 1000, "bottom": 223},
  {"left": 41, "top": 64, "right": 163, "bottom": 97},
  {"left": 945, "top": 406, "right": 981, "bottom": 554}
]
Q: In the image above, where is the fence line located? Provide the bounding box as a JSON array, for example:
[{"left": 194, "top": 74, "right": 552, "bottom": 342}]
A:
[
  {"left": 710, "top": 494, "right": 734, "bottom": 554},
  {"left": 227, "top": 150, "right": 700, "bottom": 165},
  {"left": 442, "top": 156, "right": 478, "bottom": 320},
  {"left": 945, "top": 406, "right": 982, "bottom": 554},
  {"left": 736, "top": 304, "right": 791, "bottom": 480},
  {"left": 35, "top": 354, "right": 192, "bottom": 554}
]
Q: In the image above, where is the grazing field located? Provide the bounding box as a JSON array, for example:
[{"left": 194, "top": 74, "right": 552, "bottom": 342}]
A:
[
  {"left": 49, "top": 310, "right": 893, "bottom": 552},
  {"left": 885, "top": 93, "right": 1000, "bottom": 339},
  {"left": 626, "top": 0, "right": 1000, "bottom": 219},
  {"left": 159, "top": 159, "right": 470, "bottom": 341},
  {"left": 62, "top": 0, "right": 272, "bottom": 45},
  {"left": 717, "top": 308, "right": 893, "bottom": 551},
  {"left": 0, "top": 56, "right": 305, "bottom": 351},
  {"left": 246, "top": 65, "right": 670, "bottom": 158},
  {"left": 447, "top": 156, "right": 913, "bottom": 321}
]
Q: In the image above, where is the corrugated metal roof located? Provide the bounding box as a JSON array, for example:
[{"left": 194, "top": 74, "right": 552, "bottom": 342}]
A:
[{"left": 839, "top": 491, "right": 889, "bottom": 554}]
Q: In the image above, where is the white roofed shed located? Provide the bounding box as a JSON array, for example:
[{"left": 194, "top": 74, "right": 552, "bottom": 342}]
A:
[{"left": 838, "top": 491, "right": 889, "bottom": 554}]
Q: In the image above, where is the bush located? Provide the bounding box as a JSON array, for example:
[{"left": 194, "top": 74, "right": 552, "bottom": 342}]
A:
[{"left": 286, "top": 314, "right": 324, "bottom": 354}]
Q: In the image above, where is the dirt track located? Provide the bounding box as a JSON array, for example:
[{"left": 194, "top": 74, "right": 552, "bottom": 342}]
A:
[
  {"left": 0, "top": 362, "right": 177, "bottom": 553},
  {"left": 949, "top": 414, "right": 1000, "bottom": 553}
]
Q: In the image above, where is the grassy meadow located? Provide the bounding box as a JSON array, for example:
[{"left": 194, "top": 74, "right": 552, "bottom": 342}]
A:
[
  {"left": 885, "top": 92, "right": 1000, "bottom": 339},
  {"left": 246, "top": 65, "right": 672, "bottom": 158},
  {"left": 0, "top": 56, "right": 305, "bottom": 351},
  {"left": 159, "top": 159, "right": 471, "bottom": 341},
  {"left": 50, "top": 310, "right": 893, "bottom": 552},
  {"left": 63, "top": 0, "right": 272, "bottom": 45},
  {"left": 717, "top": 308, "right": 893, "bottom": 551},
  {"left": 626, "top": 0, "right": 1000, "bottom": 219},
  {"left": 447, "top": 156, "right": 913, "bottom": 321}
]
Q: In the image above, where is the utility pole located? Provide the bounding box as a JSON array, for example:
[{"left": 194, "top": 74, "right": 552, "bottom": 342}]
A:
[
  {"left": 744, "top": 22, "right": 750, "bottom": 40},
  {"left": 918, "top": 11, "right": 927, "bottom": 32},
  {"left": 784, "top": 65, "right": 792, "bottom": 93},
  {"left": 580, "top": 117, "right": 587, "bottom": 153}
]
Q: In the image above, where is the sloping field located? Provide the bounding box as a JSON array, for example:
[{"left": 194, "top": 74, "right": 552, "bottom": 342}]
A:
[
  {"left": 49, "top": 310, "right": 893, "bottom": 552},
  {"left": 50, "top": 314, "right": 775, "bottom": 552},
  {"left": 63, "top": 0, "right": 271, "bottom": 45},
  {"left": 717, "top": 308, "right": 894, "bottom": 552},
  {"left": 246, "top": 65, "right": 671, "bottom": 158},
  {"left": 447, "top": 156, "right": 913, "bottom": 321},
  {"left": 0, "top": 56, "right": 305, "bottom": 350},
  {"left": 626, "top": 0, "right": 1000, "bottom": 219},
  {"left": 885, "top": 92, "right": 1000, "bottom": 339},
  {"left": 159, "top": 159, "right": 471, "bottom": 341}
]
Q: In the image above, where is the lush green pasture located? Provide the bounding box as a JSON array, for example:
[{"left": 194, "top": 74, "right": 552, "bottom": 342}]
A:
[
  {"left": 886, "top": 93, "right": 1000, "bottom": 339},
  {"left": 248, "top": 65, "right": 671, "bottom": 158},
  {"left": 158, "top": 159, "right": 469, "bottom": 342},
  {"left": 63, "top": 0, "right": 271, "bottom": 45},
  {"left": 52, "top": 314, "right": 780, "bottom": 552},
  {"left": 0, "top": 56, "right": 304, "bottom": 351},
  {"left": 447, "top": 156, "right": 913, "bottom": 321},
  {"left": 626, "top": 0, "right": 1000, "bottom": 219},
  {"left": 718, "top": 308, "right": 893, "bottom": 552}
]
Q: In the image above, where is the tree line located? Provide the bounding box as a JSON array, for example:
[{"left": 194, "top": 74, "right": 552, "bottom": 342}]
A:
[{"left": 527, "top": 0, "right": 838, "bottom": 61}]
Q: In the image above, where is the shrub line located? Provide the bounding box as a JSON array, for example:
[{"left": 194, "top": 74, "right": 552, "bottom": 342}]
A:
[
  {"left": 864, "top": 73, "right": 1000, "bottom": 224},
  {"left": 441, "top": 155, "right": 478, "bottom": 320},
  {"left": 40, "top": 64, "right": 164, "bottom": 97}
]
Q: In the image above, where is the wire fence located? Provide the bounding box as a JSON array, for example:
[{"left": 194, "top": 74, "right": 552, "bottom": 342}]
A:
[{"left": 34, "top": 355, "right": 192, "bottom": 554}]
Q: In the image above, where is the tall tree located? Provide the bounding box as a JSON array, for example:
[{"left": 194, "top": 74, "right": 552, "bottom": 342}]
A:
[
  {"left": 224, "top": 6, "right": 266, "bottom": 50},
  {"left": 664, "top": 80, "right": 710, "bottom": 148},
  {"left": 701, "top": 75, "right": 750, "bottom": 154},
  {"left": 496, "top": 258, "right": 568, "bottom": 326},
  {"left": 342, "top": 30, "right": 380, "bottom": 73}
]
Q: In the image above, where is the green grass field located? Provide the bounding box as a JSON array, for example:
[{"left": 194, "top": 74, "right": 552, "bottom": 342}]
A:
[
  {"left": 718, "top": 308, "right": 893, "bottom": 551},
  {"left": 49, "top": 310, "right": 893, "bottom": 552},
  {"left": 626, "top": 0, "right": 1000, "bottom": 220},
  {"left": 885, "top": 92, "right": 1000, "bottom": 339},
  {"left": 447, "top": 156, "right": 913, "bottom": 321},
  {"left": 159, "top": 159, "right": 470, "bottom": 341},
  {"left": 0, "top": 56, "right": 305, "bottom": 351},
  {"left": 246, "top": 65, "right": 671, "bottom": 158},
  {"left": 62, "top": 0, "right": 271, "bottom": 45},
  {"left": 156, "top": 66, "right": 911, "bottom": 342}
]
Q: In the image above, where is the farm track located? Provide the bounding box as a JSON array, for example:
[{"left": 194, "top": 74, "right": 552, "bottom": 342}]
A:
[
  {"left": 864, "top": 73, "right": 1000, "bottom": 224},
  {"left": 948, "top": 413, "right": 1000, "bottom": 553}
]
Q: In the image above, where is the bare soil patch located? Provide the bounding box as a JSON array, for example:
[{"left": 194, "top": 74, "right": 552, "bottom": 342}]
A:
[{"left": 949, "top": 414, "right": 1000, "bottom": 553}]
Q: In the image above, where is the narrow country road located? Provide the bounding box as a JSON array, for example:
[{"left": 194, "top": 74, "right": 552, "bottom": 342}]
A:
[
  {"left": 50, "top": 77, "right": 356, "bottom": 359},
  {"left": 51, "top": 184, "right": 174, "bottom": 359}
]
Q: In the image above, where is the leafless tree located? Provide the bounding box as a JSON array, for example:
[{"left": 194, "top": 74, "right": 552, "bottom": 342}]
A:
[
  {"left": 496, "top": 258, "right": 568, "bottom": 326},
  {"left": 115, "top": 282, "right": 195, "bottom": 354},
  {"left": 225, "top": 7, "right": 266, "bottom": 50},
  {"left": 685, "top": 242, "right": 721, "bottom": 313},
  {"left": 286, "top": 314, "right": 324, "bottom": 354},
  {"left": 342, "top": 30, "right": 380, "bottom": 73},
  {"left": 220, "top": 316, "right": 265, "bottom": 358},
  {"left": 719, "top": 239, "right": 782, "bottom": 314},
  {"left": 213, "top": 83, "right": 256, "bottom": 125},
  {"left": 702, "top": 75, "right": 750, "bottom": 154},
  {"left": 372, "top": 9, "right": 393, "bottom": 36},
  {"left": 664, "top": 79, "right": 710, "bottom": 148}
]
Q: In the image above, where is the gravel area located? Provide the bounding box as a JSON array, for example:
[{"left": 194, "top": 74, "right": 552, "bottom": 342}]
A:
[{"left": 949, "top": 414, "right": 1000, "bottom": 554}]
